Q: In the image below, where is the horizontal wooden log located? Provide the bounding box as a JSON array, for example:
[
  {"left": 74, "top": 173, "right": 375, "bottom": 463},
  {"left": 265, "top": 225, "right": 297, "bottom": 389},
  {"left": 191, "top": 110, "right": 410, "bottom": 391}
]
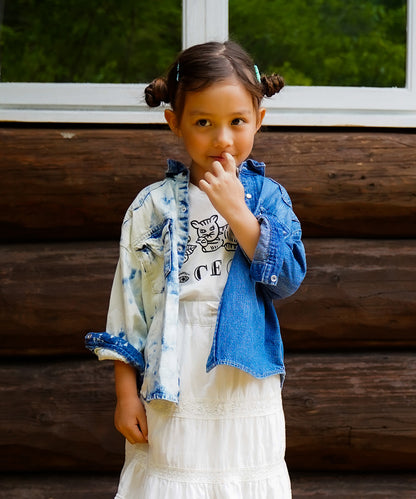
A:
[
  {"left": 0, "top": 360, "right": 124, "bottom": 472},
  {"left": 1, "top": 472, "right": 415, "bottom": 499},
  {"left": 278, "top": 238, "right": 416, "bottom": 350},
  {"left": 0, "top": 474, "right": 118, "bottom": 499},
  {"left": 0, "top": 354, "right": 415, "bottom": 472},
  {"left": 1, "top": 238, "right": 415, "bottom": 356},
  {"left": 1, "top": 127, "right": 415, "bottom": 241},
  {"left": 284, "top": 352, "right": 416, "bottom": 472},
  {"left": 0, "top": 127, "right": 187, "bottom": 242},
  {"left": 0, "top": 241, "right": 118, "bottom": 356},
  {"left": 290, "top": 472, "right": 416, "bottom": 497},
  {"left": 254, "top": 130, "right": 416, "bottom": 238}
]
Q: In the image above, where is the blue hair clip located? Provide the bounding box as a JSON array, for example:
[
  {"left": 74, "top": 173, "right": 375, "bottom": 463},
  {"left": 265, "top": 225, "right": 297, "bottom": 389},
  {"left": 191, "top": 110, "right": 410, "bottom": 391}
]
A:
[
  {"left": 176, "top": 63, "right": 180, "bottom": 82},
  {"left": 254, "top": 64, "right": 261, "bottom": 83}
]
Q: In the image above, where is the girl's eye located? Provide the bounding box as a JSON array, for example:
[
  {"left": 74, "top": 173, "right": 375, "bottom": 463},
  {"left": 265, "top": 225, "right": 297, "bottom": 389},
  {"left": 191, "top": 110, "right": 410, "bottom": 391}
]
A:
[
  {"left": 196, "top": 119, "right": 210, "bottom": 127},
  {"left": 231, "top": 118, "right": 245, "bottom": 126}
]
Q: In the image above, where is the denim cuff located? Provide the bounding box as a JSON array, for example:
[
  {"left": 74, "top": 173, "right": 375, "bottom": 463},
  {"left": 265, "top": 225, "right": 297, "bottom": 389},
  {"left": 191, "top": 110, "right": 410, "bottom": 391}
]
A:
[
  {"left": 85, "top": 331, "right": 145, "bottom": 372},
  {"left": 250, "top": 215, "right": 284, "bottom": 285}
]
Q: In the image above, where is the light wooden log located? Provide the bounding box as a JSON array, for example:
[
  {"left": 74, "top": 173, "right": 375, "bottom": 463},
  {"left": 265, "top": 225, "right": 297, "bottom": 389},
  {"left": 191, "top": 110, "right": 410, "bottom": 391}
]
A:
[
  {"left": 1, "top": 127, "right": 415, "bottom": 240},
  {"left": 1, "top": 239, "right": 415, "bottom": 355},
  {"left": 0, "top": 354, "right": 415, "bottom": 472}
]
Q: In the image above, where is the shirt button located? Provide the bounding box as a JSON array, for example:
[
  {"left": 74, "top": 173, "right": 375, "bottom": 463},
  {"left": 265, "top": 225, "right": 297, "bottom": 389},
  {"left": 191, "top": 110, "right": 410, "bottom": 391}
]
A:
[
  {"left": 271, "top": 275, "right": 277, "bottom": 283},
  {"left": 181, "top": 206, "right": 186, "bottom": 213},
  {"left": 246, "top": 193, "right": 252, "bottom": 199}
]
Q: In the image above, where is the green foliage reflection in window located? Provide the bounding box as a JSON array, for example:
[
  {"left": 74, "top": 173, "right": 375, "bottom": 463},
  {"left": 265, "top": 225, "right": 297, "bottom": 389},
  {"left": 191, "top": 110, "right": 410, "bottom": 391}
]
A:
[
  {"left": 0, "top": 0, "right": 181, "bottom": 83},
  {"left": 229, "top": 0, "right": 407, "bottom": 87}
]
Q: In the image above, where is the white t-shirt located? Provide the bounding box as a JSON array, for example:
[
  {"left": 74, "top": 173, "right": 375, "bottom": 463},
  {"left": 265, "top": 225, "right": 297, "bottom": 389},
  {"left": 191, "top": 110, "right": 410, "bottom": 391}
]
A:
[{"left": 179, "top": 183, "right": 237, "bottom": 301}]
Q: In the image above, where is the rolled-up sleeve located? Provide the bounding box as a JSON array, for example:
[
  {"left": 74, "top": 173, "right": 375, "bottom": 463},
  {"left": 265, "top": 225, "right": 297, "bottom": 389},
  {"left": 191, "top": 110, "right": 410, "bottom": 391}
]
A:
[
  {"left": 85, "top": 244, "right": 147, "bottom": 372},
  {"left": 249, "top": 181, "right": 306, "bottom": 300}
]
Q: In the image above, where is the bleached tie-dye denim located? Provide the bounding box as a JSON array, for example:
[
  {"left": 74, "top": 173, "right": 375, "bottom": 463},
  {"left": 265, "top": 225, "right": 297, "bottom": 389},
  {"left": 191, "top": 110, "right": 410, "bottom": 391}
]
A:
[{"left": 85, "top": 159, "right": 306, "bottom": 404}]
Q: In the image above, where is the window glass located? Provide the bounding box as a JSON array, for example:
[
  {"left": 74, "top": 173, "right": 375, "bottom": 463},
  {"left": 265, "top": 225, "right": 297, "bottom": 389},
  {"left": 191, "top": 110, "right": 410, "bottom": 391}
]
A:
[
  {"left": 229, "top": 0, "right": 407, "bottom": 87},
  {"left": 0, "top": 0, "right": 181, "bottom": 82}
]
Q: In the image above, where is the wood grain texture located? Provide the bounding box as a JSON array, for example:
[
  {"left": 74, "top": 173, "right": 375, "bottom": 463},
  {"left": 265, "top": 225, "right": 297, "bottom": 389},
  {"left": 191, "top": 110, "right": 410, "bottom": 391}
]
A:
[
  {"left": 1, "top": 239, "right": 415, "bottom": 355},
  {"left": 0, "top": 474, "right": 118, "bottom": 499},
  {"left": 284, "top": 352, "right": 416, "bottom": 472},
  {"left": 0, "top": 128, "right": 187, "bottom": 242},
  {"left": 1, "top": 124, "right": 415, "bottom": 492},
  {"left": 254, "top": 130, "right": 416, "bottom": 237},
  {"left": 290, "top": 472, "right": 416, "bottom": 498},
  {"left": 1, "top": 472, "right": 415, "bottom": 499},
  {"left": 0, "top": 241, "right": 118, "bottom": 356},
  {"left": 1, "top": 355, "right": 415, "bottom": 472},
  {"left": 0, "top": 360, "right": 124, "bottom": 472},
  {"left": 279, "top": 238, "right": 416, "bottom": 350},
  {"left": 1, "top": 127, "right": 415, "bottom": 241}
]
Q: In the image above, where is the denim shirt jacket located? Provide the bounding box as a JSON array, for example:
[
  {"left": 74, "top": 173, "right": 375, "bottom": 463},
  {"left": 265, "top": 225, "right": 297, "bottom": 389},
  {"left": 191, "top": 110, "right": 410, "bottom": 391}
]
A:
[{"left": 85, "top": 159, "right": 307, "bottom": 404}]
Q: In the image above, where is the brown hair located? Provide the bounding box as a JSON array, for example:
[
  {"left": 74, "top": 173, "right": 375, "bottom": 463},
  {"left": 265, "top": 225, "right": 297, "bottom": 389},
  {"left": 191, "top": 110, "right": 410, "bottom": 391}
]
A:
[{"left": 144, "top": 41, "right": 284, "bottom": 123}]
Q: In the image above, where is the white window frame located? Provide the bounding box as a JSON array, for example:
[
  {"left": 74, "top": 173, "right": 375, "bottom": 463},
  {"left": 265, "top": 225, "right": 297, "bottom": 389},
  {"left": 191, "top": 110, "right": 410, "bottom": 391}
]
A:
[{"left": 0, "top": 0, "right": 415, "bottom": 127}]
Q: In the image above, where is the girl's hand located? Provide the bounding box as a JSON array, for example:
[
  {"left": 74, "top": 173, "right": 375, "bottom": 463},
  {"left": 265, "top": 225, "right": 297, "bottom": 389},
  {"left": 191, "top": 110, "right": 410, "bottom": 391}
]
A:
[
  {"left": 199, "top": 153, "right": 245, "bottom": 220},
  {"left": 113, "top": 360, "right": 148, "bottom": 444},
  {"left": 114, "top": 394, "right": 148, "bottom": 444},
  {"left": 199, "top": 153, "right": 261, "bottom": 260}
]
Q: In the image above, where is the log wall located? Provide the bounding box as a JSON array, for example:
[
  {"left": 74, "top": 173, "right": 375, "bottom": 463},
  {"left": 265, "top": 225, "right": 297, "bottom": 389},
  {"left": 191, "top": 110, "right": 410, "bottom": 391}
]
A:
[{"left": 0, "top": 125, "right": 415, "bottom": 498}]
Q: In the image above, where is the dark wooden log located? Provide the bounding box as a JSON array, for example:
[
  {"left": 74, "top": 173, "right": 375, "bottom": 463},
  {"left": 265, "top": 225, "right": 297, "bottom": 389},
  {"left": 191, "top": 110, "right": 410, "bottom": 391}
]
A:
[
  {"left": 1, "top": 239, "right": 415, "bottom": 356},
  {"left": 0, "top": 474, "right": 118, "bottom": 499},
  {"left": 254, "top": 130, "right": 416, "bottom": 238},
  {"left": 1, "top": 472, "right": 415, "bottom": 498},
  {"left": 290, "top": 472, "right": 416, "bottom": 498},
  {"left": 1, "top": 127, "right": 415, "bottom": 241},
  {"left": 0, "top": 127, "right": 187, "bottom": 242},
  {"left": 0, "top": 360, "right": 124, "bottom": 472},
  {"left": 279, "top": 238, "right": 416, "bottom": 350},
  {"left": 284, "top": 352, "right": 416, "bottom": 472},
  {"left": 0, "top": 241, "right": 118, "bottom": 356},
  {"left": 0, "top": 354, "right": 415, "bottom": 472}
]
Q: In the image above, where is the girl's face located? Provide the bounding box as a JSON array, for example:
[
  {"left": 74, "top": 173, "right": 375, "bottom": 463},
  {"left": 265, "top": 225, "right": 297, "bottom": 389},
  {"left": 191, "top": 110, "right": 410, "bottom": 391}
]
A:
[{"left": 165, "top": 77, "right": 265, "bottom": 184}]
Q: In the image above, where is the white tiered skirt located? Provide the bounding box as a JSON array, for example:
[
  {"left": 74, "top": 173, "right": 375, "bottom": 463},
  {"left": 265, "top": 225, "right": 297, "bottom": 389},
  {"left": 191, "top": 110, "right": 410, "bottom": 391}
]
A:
[{"left": 115, "top": 301, "right": 291, "bottom": 498}]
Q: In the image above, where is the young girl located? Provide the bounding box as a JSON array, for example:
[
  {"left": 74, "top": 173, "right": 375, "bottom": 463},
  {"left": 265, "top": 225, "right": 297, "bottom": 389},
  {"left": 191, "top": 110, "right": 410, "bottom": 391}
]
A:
[{"left": 86, "top": 40, "right": 306, "bottom": 498}]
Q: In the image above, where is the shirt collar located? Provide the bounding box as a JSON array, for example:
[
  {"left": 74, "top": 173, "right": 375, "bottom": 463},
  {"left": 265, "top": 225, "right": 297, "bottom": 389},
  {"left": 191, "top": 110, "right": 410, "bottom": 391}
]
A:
[{"left": 166, "top": 159, "right": 189, "bottom": 177}]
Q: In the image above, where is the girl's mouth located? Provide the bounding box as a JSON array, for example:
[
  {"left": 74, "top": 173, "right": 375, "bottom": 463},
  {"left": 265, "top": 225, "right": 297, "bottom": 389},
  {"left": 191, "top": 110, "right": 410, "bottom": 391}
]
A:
[{"left": 210, "top": 154, "right": 231, "bottom": 162}]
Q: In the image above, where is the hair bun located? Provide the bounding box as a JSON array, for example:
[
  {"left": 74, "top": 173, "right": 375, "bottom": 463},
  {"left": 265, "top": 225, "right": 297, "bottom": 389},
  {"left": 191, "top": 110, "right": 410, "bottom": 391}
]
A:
[
  {"left": 261, "top": 74, "right": 285, "bottom": 98},
  {"left": 144, "top": 77, "right": 170, "bottom": 107}
]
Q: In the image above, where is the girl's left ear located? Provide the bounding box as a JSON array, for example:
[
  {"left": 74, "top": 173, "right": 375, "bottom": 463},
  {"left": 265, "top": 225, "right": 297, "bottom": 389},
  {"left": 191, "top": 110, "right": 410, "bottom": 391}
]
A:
[
  {"left": 256, "top": 107, "right": 266, "bottom": 131},
  {"left": 165, "top": 109, "right": 181, "bottom": 137}
]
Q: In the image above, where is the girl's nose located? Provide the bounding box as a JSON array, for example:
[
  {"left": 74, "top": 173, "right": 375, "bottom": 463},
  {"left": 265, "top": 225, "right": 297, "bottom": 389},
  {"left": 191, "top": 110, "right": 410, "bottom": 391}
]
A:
[{"left": 213, "top": 127, "right": 233, "bottom": 148}]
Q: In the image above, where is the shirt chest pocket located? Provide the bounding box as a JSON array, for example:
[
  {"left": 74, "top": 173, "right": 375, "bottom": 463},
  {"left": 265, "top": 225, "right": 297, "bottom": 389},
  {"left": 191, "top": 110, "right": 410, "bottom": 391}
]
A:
[{"left": 134, "top": 220, "right": 172, "bottom": 293}]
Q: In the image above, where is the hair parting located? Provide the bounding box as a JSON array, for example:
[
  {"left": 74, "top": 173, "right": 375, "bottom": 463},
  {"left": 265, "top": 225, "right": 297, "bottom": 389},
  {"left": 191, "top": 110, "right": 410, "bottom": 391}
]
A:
[{"left": 144, "top": 41, "right": 284, "bottom": 121}]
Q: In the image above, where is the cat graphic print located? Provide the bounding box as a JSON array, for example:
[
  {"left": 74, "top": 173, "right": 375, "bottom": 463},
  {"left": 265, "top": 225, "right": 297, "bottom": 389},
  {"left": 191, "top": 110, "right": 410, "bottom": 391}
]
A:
[{"left": 191, "top": 215, "right": 237, "bottom": 254}]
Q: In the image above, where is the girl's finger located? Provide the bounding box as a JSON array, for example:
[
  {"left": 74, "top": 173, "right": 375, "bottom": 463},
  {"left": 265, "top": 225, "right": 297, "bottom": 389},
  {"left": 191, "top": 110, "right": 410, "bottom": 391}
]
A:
[
  {"left": 222, "top": 152, "right": 236, "bottom": 172},
  {"left": 127, "top": 424, "right": 147, "bottom": 444},
  {"left": 210, "top": 160, "right": 224, "bottom": 175},
  {"left": 137, "top": 415, "right": 148, "bottom": 441},
  {"left": 136, "top": 398, "right": 148, "bottom": 441},
  {"left": 202, "top": 171, "right": 217, "bottom": 185}
]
